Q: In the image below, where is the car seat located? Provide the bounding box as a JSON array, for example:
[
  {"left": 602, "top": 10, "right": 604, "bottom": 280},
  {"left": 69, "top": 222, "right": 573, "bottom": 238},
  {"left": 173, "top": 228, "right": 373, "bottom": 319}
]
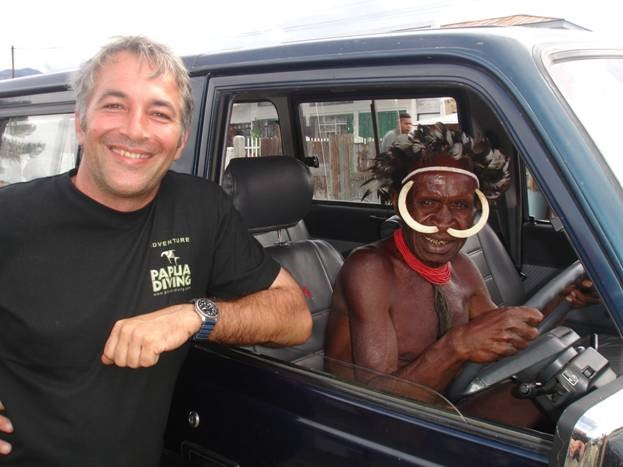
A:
[{"left": 222, "top": 156, "right": 343, "bottom": 370}]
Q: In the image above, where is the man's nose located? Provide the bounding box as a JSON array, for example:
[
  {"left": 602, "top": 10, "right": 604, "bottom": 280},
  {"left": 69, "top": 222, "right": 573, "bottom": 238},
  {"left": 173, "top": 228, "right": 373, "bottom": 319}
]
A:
[
  {"left": 121, "top": 109, "right": 149, "bottom": 141},
  {"left": 431, "top": 205, "right": 455, "bottom": 231}
]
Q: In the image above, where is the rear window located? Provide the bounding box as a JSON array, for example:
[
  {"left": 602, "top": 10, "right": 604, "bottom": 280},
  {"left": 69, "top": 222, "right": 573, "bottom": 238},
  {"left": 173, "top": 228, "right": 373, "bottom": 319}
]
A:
[{"left": 0, "top": 114, "right": 77, "bottom": 187}]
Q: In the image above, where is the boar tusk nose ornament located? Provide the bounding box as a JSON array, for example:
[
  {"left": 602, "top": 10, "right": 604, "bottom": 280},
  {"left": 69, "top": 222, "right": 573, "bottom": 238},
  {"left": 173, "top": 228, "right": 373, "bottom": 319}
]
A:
[
  {"left": 398, "top": 181, "right": 439, "bottom": 234},
  {"left": 447, "top": 189, "right": 489, "bottom": 238},
  {"left": 397, "top": 181, "right": 489, "bottom": 239}
]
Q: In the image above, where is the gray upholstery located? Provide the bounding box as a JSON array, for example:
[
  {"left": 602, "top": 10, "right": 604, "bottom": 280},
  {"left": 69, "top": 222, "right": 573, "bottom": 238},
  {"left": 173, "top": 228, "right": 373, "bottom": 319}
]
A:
[
  {"left": 222, "top": 156, "right": 343, "bottom": 370},
  {"left": 260, "top": 240, "right": 343, "bottom": 368},
  {"left": 462, "top": 225, "right": 525, "bottom": 306},
  {"left": 254, "top": 220, "right": 310, "bottom": 247}
]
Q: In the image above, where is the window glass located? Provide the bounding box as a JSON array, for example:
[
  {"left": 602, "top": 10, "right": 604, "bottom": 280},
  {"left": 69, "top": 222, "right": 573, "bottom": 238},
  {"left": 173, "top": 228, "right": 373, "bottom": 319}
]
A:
[
  {"left": 526, "top": 168, "right": 552, "bottom": 220},
  {"left": 299, "top": 97, "right": 458, "bottom": 202},
  {"left": 547, "top": 56, "right": 623, "bottom": 186},
  {"left": 299, "top": 100, "right": 375, "bottom": 202},
  {"left": 0, "top": 114, "right": 77, "bottom": 187},
  {"left": 224, "top": 101, "right": 282, "bottom": 168}
]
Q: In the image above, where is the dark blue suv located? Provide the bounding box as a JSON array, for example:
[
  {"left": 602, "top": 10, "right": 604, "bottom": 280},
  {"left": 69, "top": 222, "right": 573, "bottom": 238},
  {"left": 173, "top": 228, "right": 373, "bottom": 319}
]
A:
[{"left": 1, "top": 26, "right": 622, "bottom": 466}]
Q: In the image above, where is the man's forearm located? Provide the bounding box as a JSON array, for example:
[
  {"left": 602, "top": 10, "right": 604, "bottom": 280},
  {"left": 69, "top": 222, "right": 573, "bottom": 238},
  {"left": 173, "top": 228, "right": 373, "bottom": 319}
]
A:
[
  {"left": 210, "top": 269, "right": 312, "bottom": 346},
  {"left": 101, "top": 269, "right": 311, "bottom": 368},
  {"left": 395, "top": 333, "right": 465, "bottom": 391},
  {"left": 366, "top": 332, "right": 465, "bottom": 401}
]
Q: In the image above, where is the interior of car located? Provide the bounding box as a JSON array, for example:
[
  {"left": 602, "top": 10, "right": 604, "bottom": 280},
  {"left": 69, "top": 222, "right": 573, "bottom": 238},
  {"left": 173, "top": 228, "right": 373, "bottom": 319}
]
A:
[{"left": 215, "top": 83, "right": 621, "bottom": 436}]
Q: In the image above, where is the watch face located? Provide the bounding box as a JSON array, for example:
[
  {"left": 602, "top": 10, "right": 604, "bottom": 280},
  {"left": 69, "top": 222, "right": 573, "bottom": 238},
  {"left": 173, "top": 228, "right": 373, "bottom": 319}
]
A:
[{"left": 196, "top": 298, "right": 219, "bottom": 320}]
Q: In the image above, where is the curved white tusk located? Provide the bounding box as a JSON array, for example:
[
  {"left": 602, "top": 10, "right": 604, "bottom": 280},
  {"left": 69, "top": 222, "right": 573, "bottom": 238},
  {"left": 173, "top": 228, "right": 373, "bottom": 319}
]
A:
[
  {"left": 398, "top": 180, "right": 439, "bottom": 234},
  {"left": 447, "top": 189, "right": 489, "bottom": 239}
]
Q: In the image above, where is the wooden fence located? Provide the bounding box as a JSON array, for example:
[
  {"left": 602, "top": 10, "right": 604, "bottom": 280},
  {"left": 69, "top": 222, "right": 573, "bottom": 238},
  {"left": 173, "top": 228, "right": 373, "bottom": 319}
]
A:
[
  {"left": 306, "top": 135, "right": 376, "bottom": 201},
  {"left": 243, "top": 136, "right": 281, "bottom": 157}
]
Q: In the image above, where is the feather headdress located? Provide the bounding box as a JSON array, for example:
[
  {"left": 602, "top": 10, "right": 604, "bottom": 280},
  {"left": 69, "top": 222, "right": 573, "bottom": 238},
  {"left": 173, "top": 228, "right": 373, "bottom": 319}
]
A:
[{"left": 362, "top": 123, "right": 511, "bottom": 204}]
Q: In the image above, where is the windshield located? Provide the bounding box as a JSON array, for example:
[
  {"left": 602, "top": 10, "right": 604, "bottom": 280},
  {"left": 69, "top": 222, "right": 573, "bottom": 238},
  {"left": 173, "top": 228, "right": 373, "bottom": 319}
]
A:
[{"left": 546, "top": 54, "right": 623, "bottom": 182}]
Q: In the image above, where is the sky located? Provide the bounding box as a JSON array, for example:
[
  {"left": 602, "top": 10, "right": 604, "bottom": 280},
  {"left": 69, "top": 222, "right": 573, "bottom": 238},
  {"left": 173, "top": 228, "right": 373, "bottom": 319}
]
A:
[{"left": 1, "top": 0, "right": 621, "bottom": 74}]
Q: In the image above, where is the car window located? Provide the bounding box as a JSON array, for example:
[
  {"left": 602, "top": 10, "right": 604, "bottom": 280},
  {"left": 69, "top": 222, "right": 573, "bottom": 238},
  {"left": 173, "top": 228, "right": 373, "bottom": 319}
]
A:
[
  {"left": 0, "top": 114, "right": 77, "bottom": 187},
  {"left": 546, "top": 55, "right": 623, "bottom": 186},
  {"left": 224, "top": 101, "right": 282, "bottom": 169},
  {"left": 324, "top": 356, "right": 459, "bottom": 412},
  {"left": 526, "top": 168, "right": 553, "bottom": 221},
  {"left": 298, "top": 97, "right": 458, "bottom": 202}
]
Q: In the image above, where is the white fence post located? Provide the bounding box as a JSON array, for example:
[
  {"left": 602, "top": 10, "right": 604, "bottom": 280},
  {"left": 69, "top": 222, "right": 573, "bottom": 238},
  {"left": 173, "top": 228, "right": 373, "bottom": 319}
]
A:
[{"left": 245, "top": 136, "right": 261, "bottom": 157}]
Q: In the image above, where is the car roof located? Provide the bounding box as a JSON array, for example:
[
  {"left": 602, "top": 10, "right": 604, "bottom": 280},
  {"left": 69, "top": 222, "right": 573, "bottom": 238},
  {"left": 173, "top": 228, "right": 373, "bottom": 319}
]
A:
[
  {"left": 0, "top": 26, "right": 619, "bottom": 98},
  {"left": 186, "top": 26, "right": 604, "bottom": 72}
]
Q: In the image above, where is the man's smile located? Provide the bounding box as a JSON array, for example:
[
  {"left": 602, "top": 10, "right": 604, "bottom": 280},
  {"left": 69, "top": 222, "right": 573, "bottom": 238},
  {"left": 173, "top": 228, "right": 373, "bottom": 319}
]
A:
[
  {"left": 108, "top": 143, "right": 154, "bottom": 161},
  {"left": 113, "top": 148, "right": 151, "bottom": 160},
  {"left": 424, "top": 236, "right": 449, "bottom": 247}
]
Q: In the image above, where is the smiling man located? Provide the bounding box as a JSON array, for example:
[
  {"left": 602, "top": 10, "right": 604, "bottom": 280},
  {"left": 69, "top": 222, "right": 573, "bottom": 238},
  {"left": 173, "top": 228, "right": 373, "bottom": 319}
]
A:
[
  {"left": 325, "top": 124, "right": 543, "bottom": 400},
  {"left": 0, "top": 37, "right": 311, "bottom": 466}
]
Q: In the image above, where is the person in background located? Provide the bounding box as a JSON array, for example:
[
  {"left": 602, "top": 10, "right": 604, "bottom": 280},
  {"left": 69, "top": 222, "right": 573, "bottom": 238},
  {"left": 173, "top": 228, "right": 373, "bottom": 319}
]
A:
[{"left": 380, "top": 111, "right": 413, "bottom": 152}]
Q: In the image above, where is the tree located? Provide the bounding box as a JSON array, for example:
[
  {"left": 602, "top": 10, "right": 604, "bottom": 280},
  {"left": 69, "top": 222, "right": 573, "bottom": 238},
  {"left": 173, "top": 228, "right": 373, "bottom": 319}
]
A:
[{"left": 0, "top": 117, "right": 45, "bottom": 180}]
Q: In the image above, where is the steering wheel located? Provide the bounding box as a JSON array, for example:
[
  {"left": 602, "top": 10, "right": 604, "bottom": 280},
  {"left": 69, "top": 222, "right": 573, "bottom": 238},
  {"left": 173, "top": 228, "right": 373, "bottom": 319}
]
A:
[{"left": 445, "top": 261, "right": 585, "bottom": 402}]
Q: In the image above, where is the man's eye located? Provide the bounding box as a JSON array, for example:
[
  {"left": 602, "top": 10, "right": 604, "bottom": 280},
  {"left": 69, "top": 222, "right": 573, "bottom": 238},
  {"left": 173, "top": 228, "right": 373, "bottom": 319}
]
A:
[
  {"left": 152, "top": 112, "right": 172, "bottom": 121},
  {"left": 451, "top": 201, "right": 469, "bottom": 209},
  {"left": 418, "top": 199, "right": 435, "bottom": 207},
  {"left": 103, "top": 103, "right": 123, "bottom": 110}
]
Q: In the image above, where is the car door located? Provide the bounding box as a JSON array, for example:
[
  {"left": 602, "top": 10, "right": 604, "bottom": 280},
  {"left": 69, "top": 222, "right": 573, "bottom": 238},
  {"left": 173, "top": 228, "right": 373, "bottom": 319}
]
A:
[{"left": 164, "top": 58, "right": 612, "bottom": 466}]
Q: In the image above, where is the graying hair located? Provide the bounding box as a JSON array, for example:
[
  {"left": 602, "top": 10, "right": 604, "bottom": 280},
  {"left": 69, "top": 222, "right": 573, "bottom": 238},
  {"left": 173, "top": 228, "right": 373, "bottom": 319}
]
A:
[{"left": 71, "top": 36, "right": 193, "bottom": 135}]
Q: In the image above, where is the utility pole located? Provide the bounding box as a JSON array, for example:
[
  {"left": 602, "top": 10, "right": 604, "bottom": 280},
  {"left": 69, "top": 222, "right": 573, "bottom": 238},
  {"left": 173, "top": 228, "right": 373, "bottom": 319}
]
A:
[{"left": 11, "top": 45, "right": 15, "bottom": 78}]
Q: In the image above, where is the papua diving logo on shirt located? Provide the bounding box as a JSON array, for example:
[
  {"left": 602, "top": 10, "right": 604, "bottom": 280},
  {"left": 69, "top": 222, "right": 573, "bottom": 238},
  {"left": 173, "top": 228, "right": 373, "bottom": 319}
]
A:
[{"left": 150, "top": 236, "right": 192, "bottom": 296}]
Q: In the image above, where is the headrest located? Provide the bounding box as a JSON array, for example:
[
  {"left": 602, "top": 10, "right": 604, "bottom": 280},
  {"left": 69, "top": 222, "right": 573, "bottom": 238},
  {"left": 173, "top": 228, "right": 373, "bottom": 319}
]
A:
[{"left": 222, "top": 156, "right": 313, "bottom": 234}]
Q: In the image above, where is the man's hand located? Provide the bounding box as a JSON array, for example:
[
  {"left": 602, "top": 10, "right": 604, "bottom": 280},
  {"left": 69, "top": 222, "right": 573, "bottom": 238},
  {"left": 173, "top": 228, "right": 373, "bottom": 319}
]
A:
[
  {"left": 564, "top": 279, "right": 600, "bottom": 308},
  {"left": 449, "top": 307, "right": 543, "bottom": 363},
  {"left": 102, "top": 304, "right": 201, "bottom": 368},
  {"left": 0, "top": 400, "right": 13, "bottom": 455}
]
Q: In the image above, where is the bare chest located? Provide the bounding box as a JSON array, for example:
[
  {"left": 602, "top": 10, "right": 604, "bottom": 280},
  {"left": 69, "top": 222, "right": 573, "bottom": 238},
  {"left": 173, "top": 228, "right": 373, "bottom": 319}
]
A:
[{"left": 390, "top": 275, "right": 470, "bottom": 361}]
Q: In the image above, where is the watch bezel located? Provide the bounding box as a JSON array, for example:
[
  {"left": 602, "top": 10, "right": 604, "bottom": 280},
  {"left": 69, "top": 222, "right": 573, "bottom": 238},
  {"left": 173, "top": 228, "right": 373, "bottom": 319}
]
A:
[{"left": 192, "top": 298, "right": 219, "bottom": 322}]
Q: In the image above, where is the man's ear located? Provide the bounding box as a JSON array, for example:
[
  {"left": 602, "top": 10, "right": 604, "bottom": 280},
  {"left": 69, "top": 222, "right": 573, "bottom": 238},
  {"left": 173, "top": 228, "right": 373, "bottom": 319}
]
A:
[{"left": 174, "top": 129, "right": 190, "bottom": 160}]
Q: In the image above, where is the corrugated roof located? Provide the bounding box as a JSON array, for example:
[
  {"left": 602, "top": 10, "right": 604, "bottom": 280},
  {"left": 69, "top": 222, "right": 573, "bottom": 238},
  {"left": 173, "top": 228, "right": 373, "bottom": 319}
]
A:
[{"left": 443, "top": 14, "right": 560, "bottom": 28}]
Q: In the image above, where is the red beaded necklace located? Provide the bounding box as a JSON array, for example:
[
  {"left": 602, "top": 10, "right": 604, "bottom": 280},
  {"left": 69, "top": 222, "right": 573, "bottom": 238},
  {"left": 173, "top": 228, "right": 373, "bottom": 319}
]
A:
[{"left": 393, "top": 229, "right": 451, "bottom": 285}]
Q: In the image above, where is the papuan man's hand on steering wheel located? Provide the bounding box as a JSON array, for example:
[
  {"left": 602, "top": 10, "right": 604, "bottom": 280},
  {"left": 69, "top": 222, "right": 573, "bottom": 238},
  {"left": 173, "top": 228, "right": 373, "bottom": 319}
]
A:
[
  {"left": 449, "top": 307, "right": 543, "bottom": 364},
  {"left": 564, "top": 278, "right": 600, "bottom": 308}
]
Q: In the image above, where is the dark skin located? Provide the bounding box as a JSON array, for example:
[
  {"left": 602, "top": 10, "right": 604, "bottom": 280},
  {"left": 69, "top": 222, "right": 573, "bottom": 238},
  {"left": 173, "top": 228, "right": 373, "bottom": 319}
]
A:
[{"left": 325, "top": 171, "right": 545, "bottom": 401}]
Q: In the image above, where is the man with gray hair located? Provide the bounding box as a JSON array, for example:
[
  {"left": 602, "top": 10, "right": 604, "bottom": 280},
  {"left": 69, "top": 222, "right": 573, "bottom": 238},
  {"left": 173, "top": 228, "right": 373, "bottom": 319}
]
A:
[{"left": 0, "top": 36, "right": 311, "bottom": 466}]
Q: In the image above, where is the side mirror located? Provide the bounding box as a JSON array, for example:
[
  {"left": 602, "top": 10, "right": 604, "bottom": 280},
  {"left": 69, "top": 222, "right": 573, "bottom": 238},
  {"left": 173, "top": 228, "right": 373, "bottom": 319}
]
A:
[{"left": 551, "top": 377, "right": 623, "bottom": 466}]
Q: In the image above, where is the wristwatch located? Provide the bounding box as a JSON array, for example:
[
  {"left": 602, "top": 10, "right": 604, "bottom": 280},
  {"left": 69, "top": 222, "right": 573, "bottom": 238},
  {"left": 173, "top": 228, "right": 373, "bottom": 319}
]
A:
[{"left": 190, "top": 298, "right": 219, "bottom": 340}]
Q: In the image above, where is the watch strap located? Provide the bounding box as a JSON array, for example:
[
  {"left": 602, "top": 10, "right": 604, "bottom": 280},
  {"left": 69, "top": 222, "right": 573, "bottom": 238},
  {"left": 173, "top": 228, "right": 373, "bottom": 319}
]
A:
[{"left": 195, "top": 319, "right": 217, "bottom": 340}]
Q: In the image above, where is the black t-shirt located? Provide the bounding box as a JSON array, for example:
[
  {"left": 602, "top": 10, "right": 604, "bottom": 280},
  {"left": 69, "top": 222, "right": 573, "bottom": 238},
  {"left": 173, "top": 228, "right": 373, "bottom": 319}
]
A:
[{"left": 0, "top": 170, "right": 280, "bottom": 467}]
